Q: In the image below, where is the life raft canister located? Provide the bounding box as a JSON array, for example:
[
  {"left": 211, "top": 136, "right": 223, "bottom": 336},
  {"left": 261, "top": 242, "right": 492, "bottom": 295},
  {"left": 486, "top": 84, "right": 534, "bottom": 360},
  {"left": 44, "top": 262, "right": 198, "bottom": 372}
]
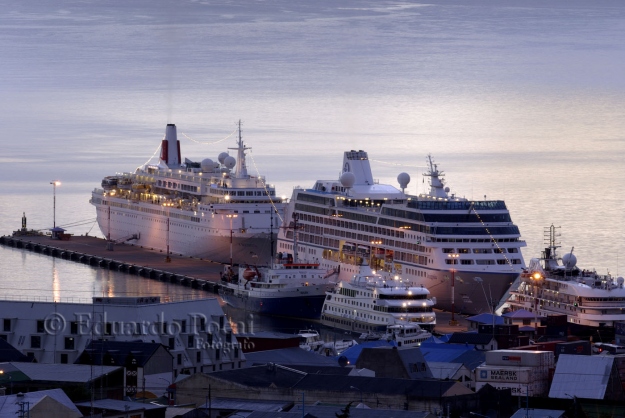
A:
[{"left": 243, "top": 268, "right": 257, "bottom": 281}]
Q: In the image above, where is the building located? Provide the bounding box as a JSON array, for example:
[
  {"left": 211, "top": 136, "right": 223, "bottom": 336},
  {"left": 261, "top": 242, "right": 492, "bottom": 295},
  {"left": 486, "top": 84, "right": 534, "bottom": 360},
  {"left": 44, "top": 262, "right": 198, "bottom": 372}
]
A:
[
  {"left": 0, "top": 389, "right": 82, "bottom": 418},
  {"left": 549, "top": 354, "right": 625, "bottom": 401},
  {"left": 75, "top": 340, "right": 172, "bottom": 399},
  {"left": 0, "top": 362, "right": 123, "bottom": 401},
  {"left": 174, "top": 364, "right": 475, "bottom": 413},
  {"left": 354, "top": 347, "right": 432, "bottom": 379},
  {"left": 75, "top": 399, "right": 166, "bottom": 418},
  {"left": 0, "top": 297, "right": 245, "bottom": 378}
]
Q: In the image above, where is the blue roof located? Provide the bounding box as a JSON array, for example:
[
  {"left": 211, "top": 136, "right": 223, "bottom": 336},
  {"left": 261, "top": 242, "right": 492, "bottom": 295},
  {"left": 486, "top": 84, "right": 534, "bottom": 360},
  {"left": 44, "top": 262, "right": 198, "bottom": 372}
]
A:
[
  {"left": 466, "top": 313, "right": 504, "bottom": 325},
  {"left": 419, "top": 343, "right": 475, "bottom": 363},
  {"left": 503, "top": 309, "right": 538, "bottom": 319},
  {"left": 338, "top": 341, "right": 396, "bottom": 365}
]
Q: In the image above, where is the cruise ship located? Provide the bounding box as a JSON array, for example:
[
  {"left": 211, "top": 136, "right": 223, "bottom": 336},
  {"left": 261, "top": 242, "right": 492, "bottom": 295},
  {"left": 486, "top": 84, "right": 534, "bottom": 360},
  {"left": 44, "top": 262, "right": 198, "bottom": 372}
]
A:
[
  {"left": 277, "top": 150, "right": 526, "bottom": 314},
  {"left": 91, "top": 123, "right": 285, "bottom": 265},
  {"left": 321, "top": 264, "right": 437, "bottom": 333},
  {"left": 507, "top": 225, "right": 625, "bottom": 333}
]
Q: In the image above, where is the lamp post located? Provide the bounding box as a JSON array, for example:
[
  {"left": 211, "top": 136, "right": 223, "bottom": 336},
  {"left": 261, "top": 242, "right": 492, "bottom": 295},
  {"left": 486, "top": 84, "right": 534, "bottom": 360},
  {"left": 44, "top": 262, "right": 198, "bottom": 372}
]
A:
[
  {"left": 226, "top": 214, "right": 238, "bottom": 268},
  {"left": 448, "top": 253, "right": 459, "bottom": 325},
  {"left": 474, "top": 277, "right": 495, "bottom": 346},
  {"left": 163, "top": 202, "right": 173, "bottom": 262},
  {"left": 565, "top": 393, "right": 578, "bottom": 418},
  {"left": 350, "top": 385, "right": 363, "bottom": 406},
  {"left": 50, "top": 180, "right": 61, "bottom": 230}
]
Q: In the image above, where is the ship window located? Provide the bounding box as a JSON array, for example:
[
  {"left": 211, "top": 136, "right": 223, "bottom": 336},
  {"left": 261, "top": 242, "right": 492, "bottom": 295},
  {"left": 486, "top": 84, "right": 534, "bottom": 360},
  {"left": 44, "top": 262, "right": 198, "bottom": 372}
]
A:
[{"left": 442, "top": 248, "right": 455, "bottom": 253}]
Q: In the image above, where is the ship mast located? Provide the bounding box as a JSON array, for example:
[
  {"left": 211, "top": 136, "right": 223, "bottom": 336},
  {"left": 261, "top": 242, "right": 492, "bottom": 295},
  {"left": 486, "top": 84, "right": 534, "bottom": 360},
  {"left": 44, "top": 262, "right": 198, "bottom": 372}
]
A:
[
  {"left": 229, "top": 120, "right": 250, "bottom": 179},
  {"left": 423, "top": 154, "right": 448, "bottom": 199}
]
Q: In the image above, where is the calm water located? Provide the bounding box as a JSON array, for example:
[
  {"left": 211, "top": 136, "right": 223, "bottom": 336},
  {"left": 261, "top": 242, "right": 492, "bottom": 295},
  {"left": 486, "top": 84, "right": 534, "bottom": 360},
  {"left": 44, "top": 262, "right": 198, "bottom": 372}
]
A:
[{"left": 1, "top": 0, "right": 624, "bottom": 303}]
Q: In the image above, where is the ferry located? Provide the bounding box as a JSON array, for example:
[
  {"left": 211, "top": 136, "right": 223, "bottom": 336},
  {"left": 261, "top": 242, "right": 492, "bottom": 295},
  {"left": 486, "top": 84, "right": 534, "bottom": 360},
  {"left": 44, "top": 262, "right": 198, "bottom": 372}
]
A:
[
  {"left": 91, "top": 122, "right": 286, "bottom": 265},
  {"left": 320, "top": 264, "right": 437, "bottom": 333},
  {"left": 218, "top": 253, "right": 338, "bottom": 319},
  {"left": 507, "top": 225, "right": 625, "bottom": 333},
  {"left": 277, "top": 150, "right": 526, "bottom": 314}
]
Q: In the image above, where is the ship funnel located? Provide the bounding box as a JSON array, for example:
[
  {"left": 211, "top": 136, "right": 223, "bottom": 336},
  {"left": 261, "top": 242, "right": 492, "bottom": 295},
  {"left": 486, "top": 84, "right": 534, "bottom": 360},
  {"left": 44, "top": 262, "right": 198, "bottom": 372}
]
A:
[{"left": 160, "top": 124, "right": 181, "bottom": 168}]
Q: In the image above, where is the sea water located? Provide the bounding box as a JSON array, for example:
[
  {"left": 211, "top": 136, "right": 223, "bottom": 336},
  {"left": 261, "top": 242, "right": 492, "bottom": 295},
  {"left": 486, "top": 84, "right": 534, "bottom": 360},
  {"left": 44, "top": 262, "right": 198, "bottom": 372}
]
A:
[{"left": 1, "top": 0, "right": 624, "bottom": 310}]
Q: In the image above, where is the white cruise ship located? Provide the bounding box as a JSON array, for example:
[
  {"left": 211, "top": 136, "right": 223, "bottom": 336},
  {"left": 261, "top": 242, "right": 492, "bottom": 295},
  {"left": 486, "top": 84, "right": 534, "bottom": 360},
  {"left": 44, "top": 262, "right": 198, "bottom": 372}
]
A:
[
  {"left": 91, "top": 123, "right": 285, "bottom": 265},
  {"left": 507, "top": 225, "right": 625, "bottom": 332},
  {"left": 277, "top": 150, "right": 526, "bottom": 314},
  {"left": 321, "top": 264, "right": 437, "bottom": 333}
]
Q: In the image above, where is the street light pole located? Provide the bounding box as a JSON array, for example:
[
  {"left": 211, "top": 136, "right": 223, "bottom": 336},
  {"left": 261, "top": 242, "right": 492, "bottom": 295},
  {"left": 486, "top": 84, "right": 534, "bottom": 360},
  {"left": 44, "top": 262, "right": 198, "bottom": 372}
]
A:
[
  {"left": 50, "top": 180, "right": 60, "bottom": 229},
  {"left": 227, "top": 214, "right": 238, "bottom": 268},
  {"left": 448, "top": 253, "right": 459, "bottom": 325},
  {"left": 350, "top": 385, "right": 363, "bottom": 406}
]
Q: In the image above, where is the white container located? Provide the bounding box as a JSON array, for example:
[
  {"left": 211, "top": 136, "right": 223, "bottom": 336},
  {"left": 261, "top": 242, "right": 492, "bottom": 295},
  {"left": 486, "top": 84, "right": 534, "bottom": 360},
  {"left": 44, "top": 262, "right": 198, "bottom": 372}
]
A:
[
  {"left": 485, "top": 350, "right": 554, "bottom": 367},
  {"left": 475, "top": 366, "right": 534, "bottom": 384}
]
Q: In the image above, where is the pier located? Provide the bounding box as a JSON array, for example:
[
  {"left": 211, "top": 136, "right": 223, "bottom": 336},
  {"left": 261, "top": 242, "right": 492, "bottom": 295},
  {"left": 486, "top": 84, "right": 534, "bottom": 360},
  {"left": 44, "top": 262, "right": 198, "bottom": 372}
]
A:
[{"left": 0, "top": 234, "right": 224, "bottom": 293}]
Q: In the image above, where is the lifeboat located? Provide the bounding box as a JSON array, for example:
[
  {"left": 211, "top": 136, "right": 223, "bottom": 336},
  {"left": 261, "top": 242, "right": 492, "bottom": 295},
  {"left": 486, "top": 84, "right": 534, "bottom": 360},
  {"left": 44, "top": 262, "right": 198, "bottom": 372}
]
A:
[
  {"left": 118, "top": 178, "right": 133, "bottom": 190},
  {"left": 101, "top": 176, "right": 119, "bottom": 190},
  {"left": 132, "top": 183, "right": 150, "bottom": 192},
  {"left": 243, "top": 267, "right": 259, "bottom": 281}
]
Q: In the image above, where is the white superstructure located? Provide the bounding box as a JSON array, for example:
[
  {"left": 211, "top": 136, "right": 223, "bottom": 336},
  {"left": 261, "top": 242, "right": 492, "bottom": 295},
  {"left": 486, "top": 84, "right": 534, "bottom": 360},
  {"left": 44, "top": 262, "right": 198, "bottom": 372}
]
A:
[
  {"left": 321, "top": 264, "right": 436, "bottom": 334},
  {"left": 91, "top": 122, "right": 285, "bottom": 265},
  {"left": 278, "top": 151, "right": 526, "bottom": 314},
  {"left": 507, "top": 225, "right": 625, "bottom": 329},
  {"left": 0, "top": 297, "right": 244, "bottom": 378}
]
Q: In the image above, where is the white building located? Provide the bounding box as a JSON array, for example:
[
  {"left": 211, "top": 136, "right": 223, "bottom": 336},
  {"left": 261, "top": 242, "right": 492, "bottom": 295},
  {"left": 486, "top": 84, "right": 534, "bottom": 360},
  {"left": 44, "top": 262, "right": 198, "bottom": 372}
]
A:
[{"left": 0, "top": 297, "right": 245, "bottom": 378}]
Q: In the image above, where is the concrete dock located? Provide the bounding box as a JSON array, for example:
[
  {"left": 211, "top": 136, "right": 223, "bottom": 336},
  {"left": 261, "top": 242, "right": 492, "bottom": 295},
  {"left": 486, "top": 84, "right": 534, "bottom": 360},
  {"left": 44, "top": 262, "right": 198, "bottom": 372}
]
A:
[
  {"left": 0, "top": 233, "right": 224, "bottom": 292},
  {"left": 1, "top": 232, "right": 470, "bottom": 335}
]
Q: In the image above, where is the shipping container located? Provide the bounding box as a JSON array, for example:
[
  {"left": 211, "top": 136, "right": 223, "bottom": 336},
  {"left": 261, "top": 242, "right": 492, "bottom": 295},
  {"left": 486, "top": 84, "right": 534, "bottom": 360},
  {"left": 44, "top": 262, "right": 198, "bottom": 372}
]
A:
[
  {"left": 546, "top": 315, "right": 567, "bottom": 326},
  {"left": 475, "top": 366, "right": 538, "bottom": 384},
  {"left": 475, "top": 381, "right": 547, "bottom": 397},
  {"left": 485, "top": 350, "right": 554, "bottom": 367},
  {"left": 555, "top": 340, "right": 591, "bottom": 358}
]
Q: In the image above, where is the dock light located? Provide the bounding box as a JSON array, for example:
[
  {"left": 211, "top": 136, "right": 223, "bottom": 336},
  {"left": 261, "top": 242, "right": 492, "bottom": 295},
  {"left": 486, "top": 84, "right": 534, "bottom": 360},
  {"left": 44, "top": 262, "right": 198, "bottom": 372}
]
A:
[{"left": 50, "top": 180, "right": 61, "bottom": 229}]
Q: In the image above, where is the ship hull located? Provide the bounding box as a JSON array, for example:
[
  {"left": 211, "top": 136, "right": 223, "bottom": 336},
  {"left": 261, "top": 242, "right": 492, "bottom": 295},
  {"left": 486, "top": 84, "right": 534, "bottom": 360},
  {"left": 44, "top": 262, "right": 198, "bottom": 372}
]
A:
[
  {"left": 219, "top": 287, "right": 328, "bottom": 319},
  {"left": 92, "top": 196, "right": 277, "bottom": 265}
]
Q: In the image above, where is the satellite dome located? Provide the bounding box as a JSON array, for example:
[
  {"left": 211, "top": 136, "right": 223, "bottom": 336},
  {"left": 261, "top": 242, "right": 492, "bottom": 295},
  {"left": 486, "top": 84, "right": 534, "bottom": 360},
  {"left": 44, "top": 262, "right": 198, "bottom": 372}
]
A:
[
  {"left": 338, "top": 355, "right": 348, "bottom": 367},
  {"left": 444, "top": 187, "right": 450, "bottom": 193},
  {"left": 562, "top": 253, "right": 577, "bottom": 269},
  {"left": 617, "top": 277, "right": 624, "bottom": 285},
  {"left": 224, "top": 155, "right": 236, "bottom": 169},
  {"left": 201, "top": 158, "right": 214, "bottom": 172},
  {"left": 397, "top": 172, "right": 410, "bottom": 189},
  {"left": 340, "top": 172, "right": 356, "bottom": 188},
  {"left": 218, "top": 152, "right": 229, "bottom": 164}
]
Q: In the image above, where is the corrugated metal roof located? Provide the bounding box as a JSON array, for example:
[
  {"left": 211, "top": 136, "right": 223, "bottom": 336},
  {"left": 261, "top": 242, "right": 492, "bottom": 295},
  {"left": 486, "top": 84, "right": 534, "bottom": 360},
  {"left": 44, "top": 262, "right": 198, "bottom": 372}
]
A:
[
  {"left": 548, "top": 354, "right": 614, "bottom": 399},
  {"left": 510, "top": 408, "right": 565, "bottom": 418},
  {"left": 245, "top": 347, "right": 339, "bottom": 367},
  {"left": 9, "top": 362, "right": 121, "bottom": 383},
  {"left": 503, "top": 309, "right": 539, "bottom": 319},
  {"left": 467, "top": 313, "right": 505, "bottom": 325},
  {"left": 199, "top": 397, "right": 293, "bottom": 411},
  {"left": 75, "top": 398, "right": 166, "bottom": 411},
  {"left": 0, "top": 389, "right": 81, "bottom": 416}
]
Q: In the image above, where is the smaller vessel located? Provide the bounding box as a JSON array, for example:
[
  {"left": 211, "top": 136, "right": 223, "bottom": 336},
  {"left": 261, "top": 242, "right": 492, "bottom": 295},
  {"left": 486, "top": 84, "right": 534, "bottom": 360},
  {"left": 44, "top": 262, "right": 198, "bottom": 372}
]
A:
[
  {"left": 298, "top": 329, "right": 324, "bottom": 351},
  {"left": 296, "top": 329, "right": 357, "bottom": 356},
  {"left": 320, "top": 263, "right": 437, "bottom": 334},
  {"left": 220, "top": 212, "right": 338, "bottom": 319},
  {"left": 383, "top": 322, "right": 432, "bottom": 348},
  {"left": 506, "top": 225, "right": 625, "bottom": 334},
  {"left": 219, "top": 253, "right": 338, "bottom": 319}
]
